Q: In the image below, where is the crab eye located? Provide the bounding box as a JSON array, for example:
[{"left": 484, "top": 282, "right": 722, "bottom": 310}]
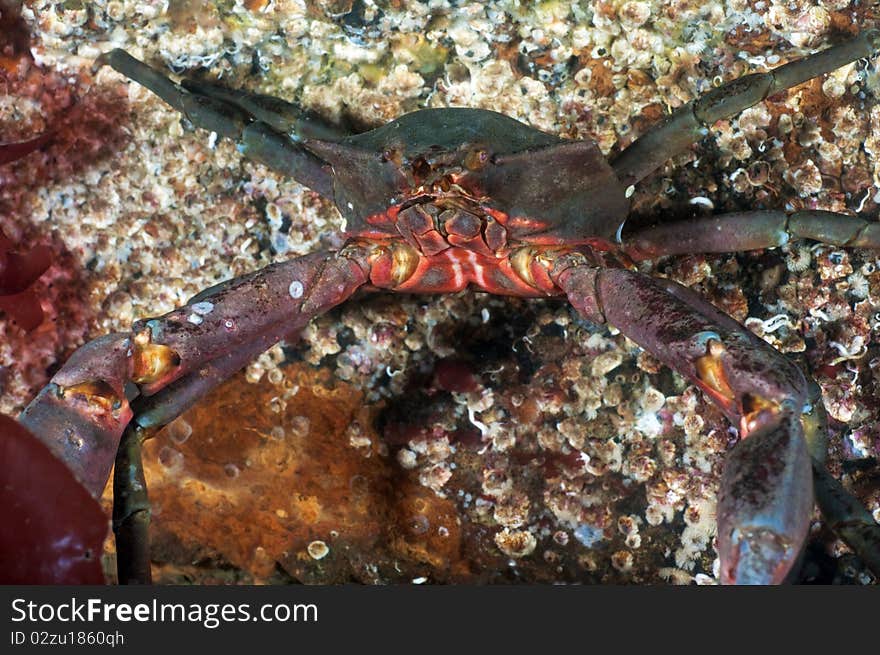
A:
[
  {"left": 381, "top": 147, "right": 402, "bottom": 165},
  {"left": 464, "top": 148, "right": 489, "bottom": 171}
]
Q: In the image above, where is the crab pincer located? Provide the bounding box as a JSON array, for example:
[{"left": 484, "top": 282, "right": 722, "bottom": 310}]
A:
[
  {"left": 553, "top": 263, "right": 814, "bottom": 584},
  {"left": 20, "top": 249, "right": 372, "bottom": 498}
]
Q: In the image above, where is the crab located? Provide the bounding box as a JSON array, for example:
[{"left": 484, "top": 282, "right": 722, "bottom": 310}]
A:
[{"left": 13, "top": 30, "right": 880, "bottom": 585}]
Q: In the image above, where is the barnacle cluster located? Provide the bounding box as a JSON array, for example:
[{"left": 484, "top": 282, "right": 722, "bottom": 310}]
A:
[{"left": 4, "top": 0, "right": 879, "bottom": 583}]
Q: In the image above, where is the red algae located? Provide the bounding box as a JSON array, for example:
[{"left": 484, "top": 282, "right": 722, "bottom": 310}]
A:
[
  {"left": 0, "top": 4, "right": 129, "bottom": 411},
  {"left": 0, "top": 228, "right": 51, "bottom": 330},
  {"left": 0, "top": 132, "right": 53, "bottom": 165},
  {"left": 0, "top": 414, "right": 106, "bottom": 584}
]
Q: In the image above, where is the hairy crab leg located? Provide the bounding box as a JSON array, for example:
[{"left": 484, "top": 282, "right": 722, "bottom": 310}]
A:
[
  {"left": 611, "top": 29, "right": 880, "bottom": 188},
  {"left": 622, "top": 209, "right": 880, "bottom": 260},
  {"left": 19, "top": 247, "right": 371, "bottom": 498},
  {"left": 551, "top": 258, "right": 815, "bottom": 583},
  {"left": 94, "top": 49, "right": 336, "bottom": 197}
]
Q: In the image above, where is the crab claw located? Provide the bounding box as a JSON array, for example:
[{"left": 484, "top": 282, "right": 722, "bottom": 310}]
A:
[
  {"left": 553, "top": 264, "right": 819, "bottom": 584},
  {"left": 716, "top": 411, "right": 813, "bottom": 584}
]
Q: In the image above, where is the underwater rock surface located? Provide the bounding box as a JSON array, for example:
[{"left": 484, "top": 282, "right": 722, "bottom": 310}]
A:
[{"left": 2, "top": 0, "right": 879, "bottom": 583}]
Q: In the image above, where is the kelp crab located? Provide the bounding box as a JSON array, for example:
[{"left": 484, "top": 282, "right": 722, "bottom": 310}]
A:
[{"left": 17, "top": 32, "right": 880, "bottom": 584}]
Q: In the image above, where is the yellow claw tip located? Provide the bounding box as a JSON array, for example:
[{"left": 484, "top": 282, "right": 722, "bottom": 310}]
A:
[{"left": 131, "top": 330, "right": 180, "bottom": 385}]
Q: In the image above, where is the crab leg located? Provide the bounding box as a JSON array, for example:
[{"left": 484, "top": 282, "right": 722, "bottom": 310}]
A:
[
  {"left": 551, "top": 260, "right": 814, "bottom": 583},
  {"left": 609, "top": 231, "right": 880, "bottom": 576},
  {"left": 612, "top": 29, "right": 880, "bottom": 187},
  {"left": 798, "top": 382, "right": 880, "bottom": 577},
  {"left": 622, "top": 210, "right": 880, "bottom": 260},
  {"left": 94, "top": 49, "right": 337, "bottom": 197},
  {"left": 178, "top": 77, "right": 348, "bottom": 142},
  {"left": 112, "top": 423, "right": 150, "bottom": 584},
  {"left": 811, "top": 462, "right": 880, "bottom": 575},
  {"left": 19, "top": 247, "right": 371, "bottom": 498}
]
